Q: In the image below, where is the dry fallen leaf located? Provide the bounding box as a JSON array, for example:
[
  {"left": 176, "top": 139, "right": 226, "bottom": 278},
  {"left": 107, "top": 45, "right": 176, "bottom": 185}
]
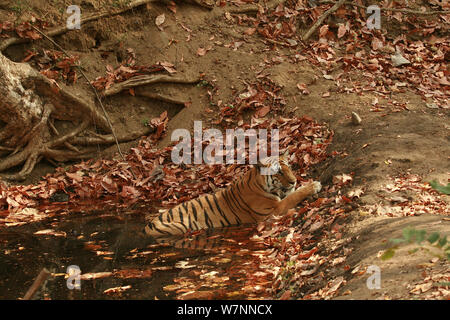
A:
[
  {"left": 337, "top": 24, "right": 346, "bottom": 38},
  {"left": 104, "top": 285, "right": 131, "bottom": 295},
  {"left": 348, "top": 188, "right": 364, "bottom": 198},
  {"left": 244, "top": 28, "right": 256, "bottom": 35},
  {"left": 196, "top": 46, "right": 213, "bottom": 57},
  {"left": 333, "top": 173, "right": 353, "bottom": 185},
  {"left": 331, "top": 256, "right": 346, "bottom": 266},
  {"left": 163, "top": 284, "right": 183, "bottom": 292},
  {"left": 197, "top": 47, "right": 207, "bottom": 56},
  {"left": 319, "top": 25, "right": 329, "bottom": 38},
  {"left": 80, "top": 272, "right": 113, "bottom": 280},
  {"left": 159, "top": 61, "right": 177, "bottom": 74},
  {"left": 279, "top": 290, "right": 291, "bottom": 300},
  {"left": 327, "top": 276, "right": 345, "bottom": 295},
  {"left": 66, "top": 171, "right": 83, "bottom": 182},
  {"left": 410, "top": 282, "right": 433, "bottom": 294},
  {"left": 297, "top": 83, "right": 310, "bottom": 95},
  {"left": 34, "top": 229, "right": 67, "bottom": 237}
]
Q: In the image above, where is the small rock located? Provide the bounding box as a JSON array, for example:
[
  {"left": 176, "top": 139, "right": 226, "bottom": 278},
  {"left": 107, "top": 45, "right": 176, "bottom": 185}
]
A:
[
  {"left": 389, "top": 196, "right": 409, "bottom": 203},
  {"left": 50, "top": 191, "right": 70, "bottom": 202},
  {"left": 391, "top": 52, "right": 411, "bottom": 67},
  {"left": 426, "top": 103, "right": 439, "bottom": 109},
  {"left": 351, "top": 112, "right": 362, "bottom": 125},
  {"left": 286, "top": 39, "right": 298, "bottom": 46}
]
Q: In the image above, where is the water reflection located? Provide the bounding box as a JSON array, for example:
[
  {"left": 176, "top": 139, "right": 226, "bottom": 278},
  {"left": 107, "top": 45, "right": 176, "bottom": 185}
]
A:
[{"left": 0, "top": 203, "right": 274, "bottom": 300}]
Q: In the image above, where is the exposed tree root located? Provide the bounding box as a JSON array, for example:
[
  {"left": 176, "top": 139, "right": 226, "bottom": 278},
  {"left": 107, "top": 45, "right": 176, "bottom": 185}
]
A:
[
  {"left": 30, "top": 74, "right": 111, "bottom": 132},
  {"left": 103, "top": 75, "right": 200, "bottom": 97},
  {"left": 134, "top": 91, "right": 188, "bottom": 105},
  {"left": 69, "top": 126, "right": 154, "bottom": 146},
  {"left": 0, "top": 108, "right": 155, "bottom": 181},
  {"left": 47, "top": 119, "right": 90, "bottom": 148},
  {"left": 28, "top": 25, "right": 132, "bottom": 176}
]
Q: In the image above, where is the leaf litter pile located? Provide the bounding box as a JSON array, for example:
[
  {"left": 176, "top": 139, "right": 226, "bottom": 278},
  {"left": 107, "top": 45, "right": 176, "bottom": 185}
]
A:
[
  {"left": 229, "top": 0, "right": 449, "bottom": 109},
  {"left": 362, "top": 174, "right": 450, "bottom": 217},
  {"left": 0, "top": 115, "right": 333, "bottom": 222},
  {"left": 0, "top": 108, "right": 343, "bottom": 298}
]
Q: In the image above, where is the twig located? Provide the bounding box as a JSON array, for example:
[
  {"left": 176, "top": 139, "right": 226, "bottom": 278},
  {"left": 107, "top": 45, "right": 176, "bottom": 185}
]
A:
[
  {"left": 22, "top": 268, "right": 51, "bottom": 300},
  {"left": 263, "top": 38, "right": 293, "bottom": 47},
  {"left": 48, "top": 119, "right": 81, "bottom": 152},
  {"left": 303, "top": 0, "right": 346, "bottom": 41},
  {"left": 318, "top": 0, "right": 450, "bottom": 15},
  {"left": 103, "top": 74, "right": 199, "bottom": 97},
  {"left": 48, "top": 119, "right": 90, "bottom": 148},
  {"left": 29, "top": 25, "right": 136, "bottom": 179},
  {"left": 69, "top": 127, "right": 154, "bottom": 145}
]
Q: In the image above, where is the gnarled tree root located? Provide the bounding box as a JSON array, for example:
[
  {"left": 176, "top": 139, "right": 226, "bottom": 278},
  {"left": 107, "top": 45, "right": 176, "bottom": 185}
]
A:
[
  {"left": 103, "top": 74, "right": 200, "bottom": 97},
  {"left": 0, "top": 103, "right": 155, "bottom": 181}
]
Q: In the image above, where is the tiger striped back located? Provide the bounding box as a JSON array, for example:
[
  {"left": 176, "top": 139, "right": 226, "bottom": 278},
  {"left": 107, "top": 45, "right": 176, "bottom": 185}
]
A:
[{"left": 144, "top": 152, "right": 321, "bottom": 238}]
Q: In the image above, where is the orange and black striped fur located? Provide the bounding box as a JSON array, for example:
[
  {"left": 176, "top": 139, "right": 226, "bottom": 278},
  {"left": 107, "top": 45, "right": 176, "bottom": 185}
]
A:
[{"left": 144, "top": 152, "right": 321, "bottom": 238}]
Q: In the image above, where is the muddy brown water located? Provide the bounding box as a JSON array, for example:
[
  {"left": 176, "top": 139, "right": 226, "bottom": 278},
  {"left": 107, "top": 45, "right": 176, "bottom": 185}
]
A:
[{"left": 0, "top": 202, "right": 273, "bottom": 300}]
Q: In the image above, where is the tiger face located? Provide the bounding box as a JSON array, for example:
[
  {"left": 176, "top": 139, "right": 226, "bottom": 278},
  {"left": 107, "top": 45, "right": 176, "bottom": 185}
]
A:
[{"left": 257, "top": 151, "right": 297, "bottom": 199}]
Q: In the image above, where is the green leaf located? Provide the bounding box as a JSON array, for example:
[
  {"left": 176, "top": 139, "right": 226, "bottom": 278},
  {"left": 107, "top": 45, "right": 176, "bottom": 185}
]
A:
[
  {"left": 427, "top": 232, "right": 440, "bottom": 244},
  {"left": 429, "top": 180, "right": 450, "bottom": 195},
  {"left": 402, "top": 227, "right": 415, "bottom": 243},
  {"left": 390, "top": 238, "right": 406, "bottom": 245},
  {"left": 381, "top": 248, "right": 395, "bottom": 261},
  {"left": 415, "top": 229, "right": 426, "bottom": 244},
  {"left": 438, "top": 236, "right": 447, "bottom": 248}
]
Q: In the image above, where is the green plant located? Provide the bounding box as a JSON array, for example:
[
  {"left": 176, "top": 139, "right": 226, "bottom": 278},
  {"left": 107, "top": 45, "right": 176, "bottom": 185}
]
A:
[
  {"left": 196, "top": 80, "right": 212, "bottom": 88},
  {"left": 10, "top": 0, "right": 25, "bottom": 14},
  {"left": 381, "top": 226, "right": 449, "bottom": 261},
  {"left": 429, "top": 180, "right": 450, "bottom": 195},
  {"left": 142, "top": 118, "right": 150, "bottom": 127},
  {"left": 112, "top": 0, "right": 122, "bottom": 8}
]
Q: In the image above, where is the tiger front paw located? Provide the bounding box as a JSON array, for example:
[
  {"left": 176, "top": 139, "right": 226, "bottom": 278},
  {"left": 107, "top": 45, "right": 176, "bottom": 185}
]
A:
[{"left": 312, "top": 181, "right": 322, "bottom": 194}]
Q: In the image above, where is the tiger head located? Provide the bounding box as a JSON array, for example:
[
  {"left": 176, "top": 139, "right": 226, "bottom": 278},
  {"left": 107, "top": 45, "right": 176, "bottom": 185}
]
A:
[{"left": 256, "top": 150, "right": 297, "bottom": 199}]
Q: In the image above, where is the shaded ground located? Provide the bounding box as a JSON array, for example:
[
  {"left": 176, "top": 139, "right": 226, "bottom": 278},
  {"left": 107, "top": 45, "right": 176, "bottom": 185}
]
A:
[
  {"left": 0, "top": 0, "right": 448, "bottom": 299},
  {"left": 333, "top": 214, "right": 449, "bottom": 299}
]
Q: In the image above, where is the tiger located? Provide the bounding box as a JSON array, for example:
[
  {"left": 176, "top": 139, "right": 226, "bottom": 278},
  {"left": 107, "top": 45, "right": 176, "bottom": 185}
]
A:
[{"left": 144, "top": 151, "right": 322, "bottom": 238}]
